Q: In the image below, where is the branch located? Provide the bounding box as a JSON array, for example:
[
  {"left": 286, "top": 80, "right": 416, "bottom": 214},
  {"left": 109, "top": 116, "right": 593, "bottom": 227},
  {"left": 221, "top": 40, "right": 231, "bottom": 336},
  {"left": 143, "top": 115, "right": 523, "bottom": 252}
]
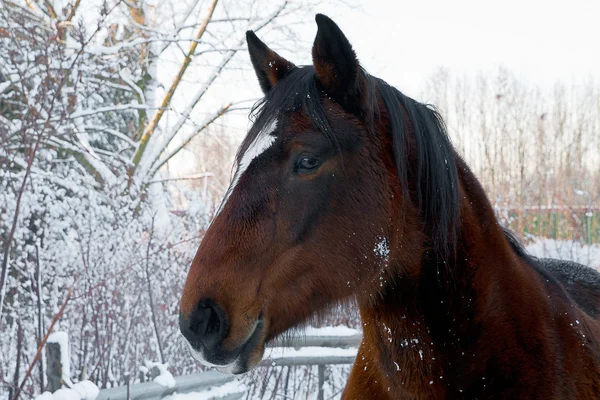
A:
[
  {"left": 44, "top": 135, "right": 116, "bottom": 186},
  {"left": 5, "top": 0, "right": 45, "bottom": 21},
  {"left": 157, "top": 0, "right": 203, "bottom": 54},
  {"left": 43, "top": 0, "right": 57, "bottom": 19},
  {"left": 119, "top": 69, "right": 146, "bottom": 105},
  {"left": 7, "top": 153, "right": 99, "bottom": 192},
  {"left": 135, "top": 47, "right": 237, "bottom": 177},
  {"left": 82, "top": 38, "right": 244, "bottom": 52},
  {"left": 64, "top": 0, "right": 81, "bottom": 22},
  {"left": 148, "top": 103, "right": 231, "bottom": 176},
  {"left": 143, "top": 216, "right": 166, "bottom": 363},
  {"left": 148, "top": 172, "right": 214, "bottom": 184},
  {"left": 82, "top": 125, "right": 136, "bottom": 148},
  {"left": 69, "top": 103, "right": 153, "bottom": 119},
  {"left": 129, "top": 0, "right": 220, "bottom": 175}
]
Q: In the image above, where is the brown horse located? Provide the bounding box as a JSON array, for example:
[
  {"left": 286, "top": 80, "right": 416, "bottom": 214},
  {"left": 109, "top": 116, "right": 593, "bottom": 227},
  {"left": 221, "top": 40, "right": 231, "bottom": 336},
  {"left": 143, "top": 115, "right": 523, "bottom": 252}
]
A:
[{"left": 180, "top": 14, "right": 600, "bottom": 399}]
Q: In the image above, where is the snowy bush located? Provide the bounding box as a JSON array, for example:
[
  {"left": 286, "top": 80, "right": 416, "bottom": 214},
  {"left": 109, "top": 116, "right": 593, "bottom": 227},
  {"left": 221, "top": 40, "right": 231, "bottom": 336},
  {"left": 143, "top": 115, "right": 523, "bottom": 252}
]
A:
[{"left": 0, "top": 0, "right": 316, "bottom": 398}]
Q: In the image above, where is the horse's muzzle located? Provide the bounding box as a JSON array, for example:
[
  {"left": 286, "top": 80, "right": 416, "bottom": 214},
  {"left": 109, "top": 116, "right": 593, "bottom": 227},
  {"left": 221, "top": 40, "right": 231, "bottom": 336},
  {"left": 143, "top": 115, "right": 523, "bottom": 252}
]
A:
[
  {"left": 179, "top": 299, "right": 263, "bottom": 374},
  {"left": 180, "top": 298, "right": 228, "bottom": 351}
]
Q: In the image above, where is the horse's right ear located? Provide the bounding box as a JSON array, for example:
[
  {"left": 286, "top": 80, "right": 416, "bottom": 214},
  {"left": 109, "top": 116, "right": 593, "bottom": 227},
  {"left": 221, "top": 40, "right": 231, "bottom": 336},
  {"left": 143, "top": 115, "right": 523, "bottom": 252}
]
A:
[{"left": 246, "top": 31, "right": 295, "bottom": 94}]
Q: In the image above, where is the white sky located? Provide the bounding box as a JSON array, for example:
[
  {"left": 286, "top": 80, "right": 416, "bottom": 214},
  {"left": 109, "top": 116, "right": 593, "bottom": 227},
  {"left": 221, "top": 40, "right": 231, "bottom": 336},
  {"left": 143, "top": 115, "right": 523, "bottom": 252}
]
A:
[{"left": 309, "top": 0, "right": 600, "bottom": 96}]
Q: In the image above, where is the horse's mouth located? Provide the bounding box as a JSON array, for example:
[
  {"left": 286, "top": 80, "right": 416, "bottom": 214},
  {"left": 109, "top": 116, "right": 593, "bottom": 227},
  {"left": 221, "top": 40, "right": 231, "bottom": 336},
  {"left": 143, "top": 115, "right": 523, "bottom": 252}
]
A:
[
  {"left": 217, "top": 318, "right": 265, "bottom": 374},
  {"left": 187, "top": 317, "right": 265, "bottom": 375}
]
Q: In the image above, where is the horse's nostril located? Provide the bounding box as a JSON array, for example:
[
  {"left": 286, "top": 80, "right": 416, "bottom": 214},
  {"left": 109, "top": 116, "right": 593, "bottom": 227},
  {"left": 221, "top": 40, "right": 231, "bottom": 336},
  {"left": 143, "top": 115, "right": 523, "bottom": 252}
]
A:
[{"left": 180, "top": 299, "right": 228, "bottom": 348}]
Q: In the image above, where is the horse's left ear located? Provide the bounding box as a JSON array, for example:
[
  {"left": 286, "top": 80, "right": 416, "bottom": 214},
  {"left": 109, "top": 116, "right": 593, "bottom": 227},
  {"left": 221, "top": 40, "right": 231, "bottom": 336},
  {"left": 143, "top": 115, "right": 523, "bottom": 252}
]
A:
[
  {"left": 247, "top": 31, "right": 295, "bottom": 94},
  {"left": 312, "top": 14, "right": 363, "bottom": 103}
]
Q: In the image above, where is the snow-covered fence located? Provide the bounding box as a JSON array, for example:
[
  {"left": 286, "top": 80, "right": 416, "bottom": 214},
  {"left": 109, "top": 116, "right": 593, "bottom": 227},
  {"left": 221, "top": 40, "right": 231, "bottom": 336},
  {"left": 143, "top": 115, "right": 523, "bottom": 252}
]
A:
[
  {"left": 96, "top": 370, "right": 241, "bottom": 400},
  {"left": 272, "top": 330, "right": 362, "bottom": 349},
  {"left": 92, "top": 330, "right": 361, "bottom": 400}
]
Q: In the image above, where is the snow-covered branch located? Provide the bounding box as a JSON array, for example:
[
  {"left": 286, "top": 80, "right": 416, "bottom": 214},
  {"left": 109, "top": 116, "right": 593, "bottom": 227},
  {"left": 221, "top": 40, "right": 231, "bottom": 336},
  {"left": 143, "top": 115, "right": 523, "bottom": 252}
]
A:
[
  {"left": 130, "top": 0, "right": 220, "bottom": 176},
  {"left": 148, "top": 103, "right": 232, "bottom": 177}
]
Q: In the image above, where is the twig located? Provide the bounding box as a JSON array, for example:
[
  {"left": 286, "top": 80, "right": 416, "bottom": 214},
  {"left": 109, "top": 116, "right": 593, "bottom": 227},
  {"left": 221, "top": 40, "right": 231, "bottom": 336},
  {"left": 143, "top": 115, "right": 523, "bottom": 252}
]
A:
[
  {"left": 148, "top": 172, "right": 215, "bottom": 184},
  {"left": 148, "top": 103, "right": 231, "bottom": 176},
  {"left": 144, "top": 216, "right": 165, "bottom": 363},
  {"left": 65, "top": 0, "right": 82, "bottom": 22},
  {"left": 43, "top": 0, "right": 57, "bottom": 19}
]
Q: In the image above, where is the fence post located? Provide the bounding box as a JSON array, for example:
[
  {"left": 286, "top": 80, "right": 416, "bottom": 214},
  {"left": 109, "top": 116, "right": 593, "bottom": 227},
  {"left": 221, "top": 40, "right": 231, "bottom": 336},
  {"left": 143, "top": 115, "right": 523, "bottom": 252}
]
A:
[
  {"left": 46, "top": 341, "right": 62, "bottom": 392},
  {"left": 124, "top": 372, "right": 131, "bottom": 400},
  {"left": 317, "top": 365, "right": 325, "bottom": 400},
  {"left": 46, "top": 332, "right": 69, "bottom": 392}
]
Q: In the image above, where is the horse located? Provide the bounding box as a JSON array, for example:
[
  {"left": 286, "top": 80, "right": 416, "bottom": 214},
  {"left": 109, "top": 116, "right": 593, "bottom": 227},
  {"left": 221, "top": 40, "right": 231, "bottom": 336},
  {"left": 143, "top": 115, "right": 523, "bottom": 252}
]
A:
[{"left": 179, "top": 14, "right": 600, "bottom": 399}]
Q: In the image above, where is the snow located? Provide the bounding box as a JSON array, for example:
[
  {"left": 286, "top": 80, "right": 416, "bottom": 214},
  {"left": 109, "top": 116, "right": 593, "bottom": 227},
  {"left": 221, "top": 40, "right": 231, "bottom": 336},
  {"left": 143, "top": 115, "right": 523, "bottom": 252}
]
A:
[
  {"left": 526, "top": 238, "right": 600, "bottom": 269},
  {"left": 34, "top": 381, "right": 100, "bottom": 400},
  {"left": 34, "top": 393, "right": 55, "bottom": 400},
  {"left": 146, "top": 361, "right": 176, "bottom": 388},
  {"left": 51, "top": 389, "right": 80, "bottom": 400},
  {"left": 162, "top": 380, "right": 247, "bottom": 400},
  {"left": 154, "top": 371, "right": 177, "bottom": 388},
  {"left": 302, "top": 326, "right": 361, "bottom": 337},
  {"left": 374, "top": 237, "right": 390, "bottom": 260},
  {"left": 0, "top": 80, "right": 11, "bottom": 93},
  {"left": 47, "top": 332, "right": 70, "bottom": 385},
  {"left": 265, "top": 346, "right": 358, "bottom": 359},
  {"left": 72, "top": 380, "right": 100, "bottom": 400}
]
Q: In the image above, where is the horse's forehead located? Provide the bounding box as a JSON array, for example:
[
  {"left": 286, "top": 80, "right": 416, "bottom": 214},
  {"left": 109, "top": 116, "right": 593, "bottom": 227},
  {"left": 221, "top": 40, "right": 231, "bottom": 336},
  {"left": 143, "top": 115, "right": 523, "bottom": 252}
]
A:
[
  {"left": 240, "top": 118, "right": 278, "bottom": 167},
  {"left": 219, "top": 118, "right": 278, "bottom": 204}
]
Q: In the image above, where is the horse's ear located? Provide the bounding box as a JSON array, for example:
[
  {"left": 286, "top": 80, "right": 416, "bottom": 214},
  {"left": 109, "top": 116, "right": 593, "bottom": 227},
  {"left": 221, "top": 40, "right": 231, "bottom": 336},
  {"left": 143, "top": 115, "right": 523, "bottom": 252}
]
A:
[
  {"left": 246, "top": 31, "right": 295, "bottom": 94},
  {"left": 312, "top": 14, "right": 362, "bottom": 102}
]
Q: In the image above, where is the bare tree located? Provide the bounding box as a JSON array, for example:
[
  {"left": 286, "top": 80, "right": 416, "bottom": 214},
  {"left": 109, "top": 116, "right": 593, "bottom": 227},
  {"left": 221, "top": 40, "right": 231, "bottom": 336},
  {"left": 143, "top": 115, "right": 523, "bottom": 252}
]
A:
[{"left": 421, "top": 69, "right": 600, "bottom": 243}]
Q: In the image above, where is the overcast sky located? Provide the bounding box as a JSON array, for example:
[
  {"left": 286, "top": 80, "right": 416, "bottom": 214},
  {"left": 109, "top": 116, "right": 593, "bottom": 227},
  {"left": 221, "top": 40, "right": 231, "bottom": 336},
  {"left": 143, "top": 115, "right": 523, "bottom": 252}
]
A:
[{"left": 307, "top": 0, "right": 600, "bottom": 96}]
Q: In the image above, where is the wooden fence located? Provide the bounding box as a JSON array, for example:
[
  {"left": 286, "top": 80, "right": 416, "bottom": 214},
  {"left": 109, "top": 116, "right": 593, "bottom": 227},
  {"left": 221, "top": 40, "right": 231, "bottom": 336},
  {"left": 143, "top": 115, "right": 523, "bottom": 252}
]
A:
[{"left": 497, "top": 207, "right": 599, "bottom": 244}]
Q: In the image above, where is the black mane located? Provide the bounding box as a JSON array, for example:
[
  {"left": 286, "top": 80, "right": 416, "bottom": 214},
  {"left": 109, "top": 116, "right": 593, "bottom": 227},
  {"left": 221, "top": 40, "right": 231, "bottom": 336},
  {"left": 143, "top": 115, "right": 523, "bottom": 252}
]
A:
[
  {"left": 241, "top": 66, "right": 460, "bottom": 257},
  {"left": 375, "top": 78, "right": 459, "bottom": 257}
]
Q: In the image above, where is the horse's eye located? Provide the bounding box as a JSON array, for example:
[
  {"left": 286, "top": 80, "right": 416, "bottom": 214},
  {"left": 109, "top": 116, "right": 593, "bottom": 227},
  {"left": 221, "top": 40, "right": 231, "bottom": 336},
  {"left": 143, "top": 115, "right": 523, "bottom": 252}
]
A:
[{"left": 297, "top": 156, "right": 320, "bottom": 172}]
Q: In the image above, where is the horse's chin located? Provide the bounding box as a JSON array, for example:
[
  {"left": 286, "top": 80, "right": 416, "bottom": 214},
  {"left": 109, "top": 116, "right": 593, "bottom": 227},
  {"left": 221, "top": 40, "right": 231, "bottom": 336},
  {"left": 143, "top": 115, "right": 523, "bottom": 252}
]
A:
[
  {"left": 215, "top": 343, "right": 265, "bottom": 375},
  {"left": 191, "top": 318, "right": 266, "bottom": 375}
]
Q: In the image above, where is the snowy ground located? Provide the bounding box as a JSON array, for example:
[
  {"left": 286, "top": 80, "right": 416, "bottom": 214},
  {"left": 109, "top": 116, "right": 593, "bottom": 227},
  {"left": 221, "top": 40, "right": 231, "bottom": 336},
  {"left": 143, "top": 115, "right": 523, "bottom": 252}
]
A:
[{"left": 525, "top": 238, "right": 600, "bottom": 269}]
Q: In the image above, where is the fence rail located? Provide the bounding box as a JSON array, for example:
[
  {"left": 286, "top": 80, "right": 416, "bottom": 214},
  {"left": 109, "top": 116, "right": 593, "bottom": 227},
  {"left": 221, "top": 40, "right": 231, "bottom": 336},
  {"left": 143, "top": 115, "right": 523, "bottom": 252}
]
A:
[
  {"left": 97, "top": 371, "right": 239, "bottom": 400},
  {"left": 273, "top": 332, "right": 362, "bottom": 349},
  {"left": 74, "top": 333, "right": 361, "bottom": 400}
]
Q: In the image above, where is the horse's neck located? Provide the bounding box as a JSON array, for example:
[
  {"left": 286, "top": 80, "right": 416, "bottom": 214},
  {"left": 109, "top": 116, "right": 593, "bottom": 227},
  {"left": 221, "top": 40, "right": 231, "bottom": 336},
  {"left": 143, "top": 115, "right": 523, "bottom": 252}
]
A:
[{"left": 356, "top": 157, "right": 538, "bottom": 391}]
